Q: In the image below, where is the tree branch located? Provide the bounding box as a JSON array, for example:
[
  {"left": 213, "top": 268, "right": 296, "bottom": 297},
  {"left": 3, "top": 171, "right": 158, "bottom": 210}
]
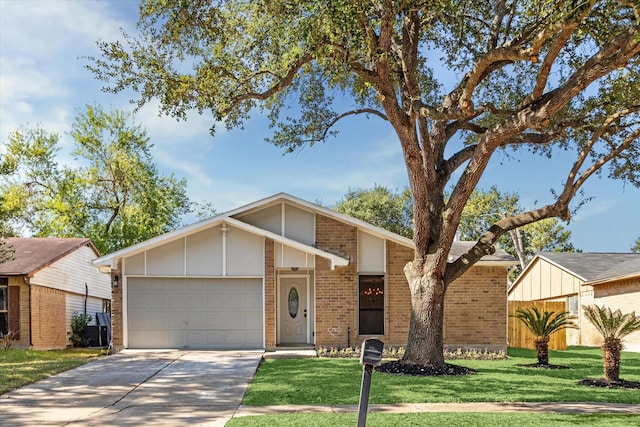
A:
[{"left": 221, "top": 53, "right": 314, "bottom": 116}]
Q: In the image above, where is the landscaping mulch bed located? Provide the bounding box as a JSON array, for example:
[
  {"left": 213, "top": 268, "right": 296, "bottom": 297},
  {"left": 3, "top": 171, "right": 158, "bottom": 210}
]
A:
[
  {"left": 577, "top": 378, "right": 640, "bottom": 389},
  {"left": 376, "top": 360, "right": 477, "bottom": 376}
]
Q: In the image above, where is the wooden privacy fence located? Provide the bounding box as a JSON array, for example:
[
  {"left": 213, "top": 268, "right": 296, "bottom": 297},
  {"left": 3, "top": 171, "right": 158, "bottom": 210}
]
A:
[{"left": 508, "top": 301, "right": 568, "bottom": 350}]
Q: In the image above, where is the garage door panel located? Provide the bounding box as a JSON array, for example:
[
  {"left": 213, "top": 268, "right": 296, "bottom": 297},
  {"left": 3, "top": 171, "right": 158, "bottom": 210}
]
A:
[{"left": 127, "top": 278, "right": 263, "bottom": 349}]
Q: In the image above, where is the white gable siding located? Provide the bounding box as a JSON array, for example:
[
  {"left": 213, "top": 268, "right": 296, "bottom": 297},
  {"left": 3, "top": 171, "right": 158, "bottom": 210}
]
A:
[
  {"left": 31, "top": 245, "right": 111, "bottom": 299},
  {"left": 147, "top": 239, "right": 185, "bottom": 276},
  {"left": 275, "top": 243, "right": 315, "bottom": 268},
  {"left": 358, "top": 231, "right": 385, "bottom": 273},
  {"left": 122, "top": 225, "right": 264, "bottom": 278},
  {"left": 284, "top": 204, "right": 315, "bottom": 245},
  {"left": 186, "top": 227, "right": 223, "bottom": 276},
  {"left": 125, "top": 253, "right": 145, "bottom": 275},
  {"left": 226, "top": 227, "right": 264, "bottom": 276},
  {"left": 237, "top": 204, "right": 282, "bottom": 235}
]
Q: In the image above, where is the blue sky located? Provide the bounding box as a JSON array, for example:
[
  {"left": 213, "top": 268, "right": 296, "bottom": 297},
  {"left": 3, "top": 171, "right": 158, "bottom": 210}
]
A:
[{"left": 1, "top": 0, "right": 638, "bottom": 252}]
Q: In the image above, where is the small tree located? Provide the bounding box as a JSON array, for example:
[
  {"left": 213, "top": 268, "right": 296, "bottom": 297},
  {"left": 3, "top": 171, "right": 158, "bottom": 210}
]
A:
[
  {"left": 511, "top": 307, "right": 576, "bottom": 366},
  {"left": 582, "top": 305, "right": 640, "bottom": 383}
]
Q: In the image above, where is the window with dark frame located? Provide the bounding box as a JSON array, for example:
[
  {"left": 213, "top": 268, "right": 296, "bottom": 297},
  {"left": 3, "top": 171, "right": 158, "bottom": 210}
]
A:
[{"left": 358, "top": 275, "right": 384, "bottom": 335}]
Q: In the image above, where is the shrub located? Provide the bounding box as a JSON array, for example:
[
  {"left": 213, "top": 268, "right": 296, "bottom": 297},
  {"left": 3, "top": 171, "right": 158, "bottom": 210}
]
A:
[
  {"left": 1, "top": 330, "right": 17, "bottom": 350},
  {"left": 315, "top": 345, "right": 507, "bottom": 360},
  {"left": 68, "top": 313, "right": 93, "bottom": 347}
]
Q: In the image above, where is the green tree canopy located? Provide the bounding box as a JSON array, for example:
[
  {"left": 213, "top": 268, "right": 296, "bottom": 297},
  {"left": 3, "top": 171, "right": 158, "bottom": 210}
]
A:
[
  {"left": 88, "top": 0, "right": 640, "bottom": 367},
  {"left": 632, "top": 237, "right": 640, "bottom": 253},
  {"left": 334, "top": 185, "right": 413, "bottom": 238},
  {"left": 0, "top": 105, "right": 191, "bottom": 254}
]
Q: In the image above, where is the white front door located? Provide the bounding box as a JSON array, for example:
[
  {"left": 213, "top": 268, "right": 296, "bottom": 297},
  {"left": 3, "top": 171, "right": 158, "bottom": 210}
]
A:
[{"left": 279, "top": 277, "right": 308, "bottom": 344}]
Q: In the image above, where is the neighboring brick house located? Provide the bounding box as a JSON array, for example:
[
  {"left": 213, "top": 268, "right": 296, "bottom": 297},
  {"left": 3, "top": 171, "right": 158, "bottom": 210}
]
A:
[
  {"left": 508, "top": 253, "right": 640, "bottom": 351},
  {"left": 0, "top": 238, "right": 111, "bottom": 349},
  {"left": 93, "top": 193, "right": 516, "bottom": 352}
]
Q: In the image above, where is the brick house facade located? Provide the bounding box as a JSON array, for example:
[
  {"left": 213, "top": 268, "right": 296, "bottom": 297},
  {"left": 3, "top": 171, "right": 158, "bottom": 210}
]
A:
[
  {"left": 0, "top": 238, "right": 111, "bottom": 350},
  {"left": 95, "top": 193, "right": 515, "bottom": 352}
]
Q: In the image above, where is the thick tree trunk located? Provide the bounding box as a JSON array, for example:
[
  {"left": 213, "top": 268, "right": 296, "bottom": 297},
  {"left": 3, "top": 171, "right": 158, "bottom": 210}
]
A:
[
  {"left": 401, "top": 270, "right": 447, "bottom": 367},
  {"left": 535, "top": 338, "right": 549, "bottom": 365},
  {"left": 602, "top": 338, "right": 622, "bottom": 382}
]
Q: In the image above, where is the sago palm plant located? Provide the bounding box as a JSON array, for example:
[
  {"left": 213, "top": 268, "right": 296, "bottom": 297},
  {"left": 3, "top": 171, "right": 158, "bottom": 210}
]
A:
[
  {"left": 511, "top": 307, "right": 576, "bottom": 365},
  {"left": 582, "top": 305, "right": 640, "bottom": 382}
]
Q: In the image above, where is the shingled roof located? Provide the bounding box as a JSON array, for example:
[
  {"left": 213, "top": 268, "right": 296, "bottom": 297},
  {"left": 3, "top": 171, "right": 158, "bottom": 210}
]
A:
[
  {"left": 538, "top": 252, "right": 640, "bottom": 283},
  {"left": 0, "top": 237, "right": 98, "bottom": 276}
]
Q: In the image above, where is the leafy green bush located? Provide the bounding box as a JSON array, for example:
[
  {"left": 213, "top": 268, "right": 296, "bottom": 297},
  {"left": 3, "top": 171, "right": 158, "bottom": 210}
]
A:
[{"left": 68, "top": 313, "right": 92, "bottom": 347}]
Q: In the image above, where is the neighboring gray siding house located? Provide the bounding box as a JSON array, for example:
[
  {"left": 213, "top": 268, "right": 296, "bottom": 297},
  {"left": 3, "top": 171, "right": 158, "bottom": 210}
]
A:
[{"left": 509, "top": 253, "right": 640, "bottom": 351}]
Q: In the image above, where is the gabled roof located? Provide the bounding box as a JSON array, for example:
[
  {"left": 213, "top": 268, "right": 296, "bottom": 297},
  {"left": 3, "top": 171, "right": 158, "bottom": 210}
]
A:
[
  {"left": 93, "top": 192, "right": 516, "bottom": 268},
  {"left": 0, "top": 237, "right": 98, "bottom": 277},
  {"left": 513, "top": 252, "right": 640, "bottom": 287}
]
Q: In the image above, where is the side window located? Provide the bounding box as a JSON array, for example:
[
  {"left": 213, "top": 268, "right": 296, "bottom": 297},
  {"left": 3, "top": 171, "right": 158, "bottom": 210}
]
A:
[
  {"left": 567, "top": 295, "right": 579, "bottom": 317},
  {"left": 359, "top": 275, "right": 384, "bottom": 335}
]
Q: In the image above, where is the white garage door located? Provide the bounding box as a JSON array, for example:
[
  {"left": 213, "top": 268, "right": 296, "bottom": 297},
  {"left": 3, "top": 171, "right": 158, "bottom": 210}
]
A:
[{"left": 127, "top": 277, "right": 263, "bottom": 349}]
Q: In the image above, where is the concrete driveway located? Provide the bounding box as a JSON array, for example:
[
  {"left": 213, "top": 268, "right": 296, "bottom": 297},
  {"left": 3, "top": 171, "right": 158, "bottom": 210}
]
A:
[{"left": 0, "top": 350, "right": 263, "bottom": 426}]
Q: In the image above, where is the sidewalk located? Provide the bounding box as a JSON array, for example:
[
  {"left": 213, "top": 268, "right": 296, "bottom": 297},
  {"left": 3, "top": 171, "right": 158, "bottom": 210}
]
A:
[{"left": 234, "top": 401, "right": 640, "bottom": 418}]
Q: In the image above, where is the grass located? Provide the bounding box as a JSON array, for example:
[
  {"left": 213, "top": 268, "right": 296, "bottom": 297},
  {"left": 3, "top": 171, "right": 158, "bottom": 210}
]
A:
[
  {"left": 227, "top": 413, "right": 640, "bottom": 426},
  {"left": 243, "top": 347, "right": 640, "bottom": 406},
  {"left": 0, "top": 348, "right": 106, "bottom": 394}
]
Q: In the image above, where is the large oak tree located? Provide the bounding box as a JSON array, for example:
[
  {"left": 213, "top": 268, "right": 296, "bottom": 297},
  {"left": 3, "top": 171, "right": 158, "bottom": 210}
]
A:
[{"left": 88, "top": 1, "right": 640, "bottom": 367}]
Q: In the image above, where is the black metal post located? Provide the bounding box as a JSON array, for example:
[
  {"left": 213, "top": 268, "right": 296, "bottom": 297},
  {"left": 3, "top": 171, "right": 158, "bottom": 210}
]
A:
[{"left": 357, "top": 363, "right": 374, "bottom": 427}]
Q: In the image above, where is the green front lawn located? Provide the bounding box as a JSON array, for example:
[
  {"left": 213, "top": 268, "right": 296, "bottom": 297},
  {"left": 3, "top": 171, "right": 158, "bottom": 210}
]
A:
[
  {"left": 0, "top": 348, "right": 106, "bottom": 394},
  {"left": 227, "top": 413, "right": 640, "bottom": 427},
  {"left": 243, "top": 347, "right": 640, "bottom": 406}
]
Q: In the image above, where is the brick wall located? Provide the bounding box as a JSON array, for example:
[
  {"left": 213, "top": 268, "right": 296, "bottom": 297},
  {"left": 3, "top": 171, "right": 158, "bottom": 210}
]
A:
[
  {"left": 314, "top": 216, "right": 508, "bottom": 351},
  {"left": 588, "top": 279, "right": 640, "bottom": 349},
  {"left": 444, "top": 266, "right": 508, "bottom": 351},
  {"left": 30, "top": 284, "right": 66, "bottom": 349},
  {"left": 264, "top": 238, "right": 276, "bottom": 350},
  {"left": 111, "top": 273, "right": 123, "bottom": 349},
  {"left": 7, "top": 277, "right": 31, "bottom": 348},
  {"left": 385, "top": 241, "right": 413, "bottom": 346},
  {"left": 314, "top": 214, "right": 359, "bottom": 347}
]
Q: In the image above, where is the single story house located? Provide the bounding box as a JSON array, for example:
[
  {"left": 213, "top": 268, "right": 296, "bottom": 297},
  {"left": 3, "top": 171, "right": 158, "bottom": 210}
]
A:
[
  {"left": 508, "top": 252, "right": 640, "bottom": 351},
  {"left": 93, "top": 193, "right": 516, "bottom": 352},
  {"left": 0, "top": 238, "right": 112, "bottom": 349}
]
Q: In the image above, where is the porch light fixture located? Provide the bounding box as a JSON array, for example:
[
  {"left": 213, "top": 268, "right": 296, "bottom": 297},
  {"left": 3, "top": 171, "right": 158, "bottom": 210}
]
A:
[{"left": 113, "top": 275, "right": 119, "bottom": 288}]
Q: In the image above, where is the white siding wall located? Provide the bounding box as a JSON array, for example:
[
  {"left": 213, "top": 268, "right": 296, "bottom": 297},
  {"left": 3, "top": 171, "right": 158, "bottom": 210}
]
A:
[
  {"left": 358, "top": 231, "right": 385, "bottom": 273},
  {"left": 31, "top": 245, "right": 111, "bottom": 299},
  {"left": 186, "top": 228, "right": 223, "bottom": 276},
  {"left": 275, "top": 243, "right": 315, "bottom": 268},
  {"left": 147, "top": 239, "right": 185, "bottom": 275},
  {"left": 227, "top": 228, "right": 264, "bottom": 276},
  {"left": 123, "top": 225, "right": 264, "bottom": 278},
  {"left": 284, "top": 204, "right": 315, "bottom": 245},
  {"left": 66, "top": 293, "right": 104, "bottom": 329},
  {"left": 237, "top": 204, "right": 282, "bottom": 235}
]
